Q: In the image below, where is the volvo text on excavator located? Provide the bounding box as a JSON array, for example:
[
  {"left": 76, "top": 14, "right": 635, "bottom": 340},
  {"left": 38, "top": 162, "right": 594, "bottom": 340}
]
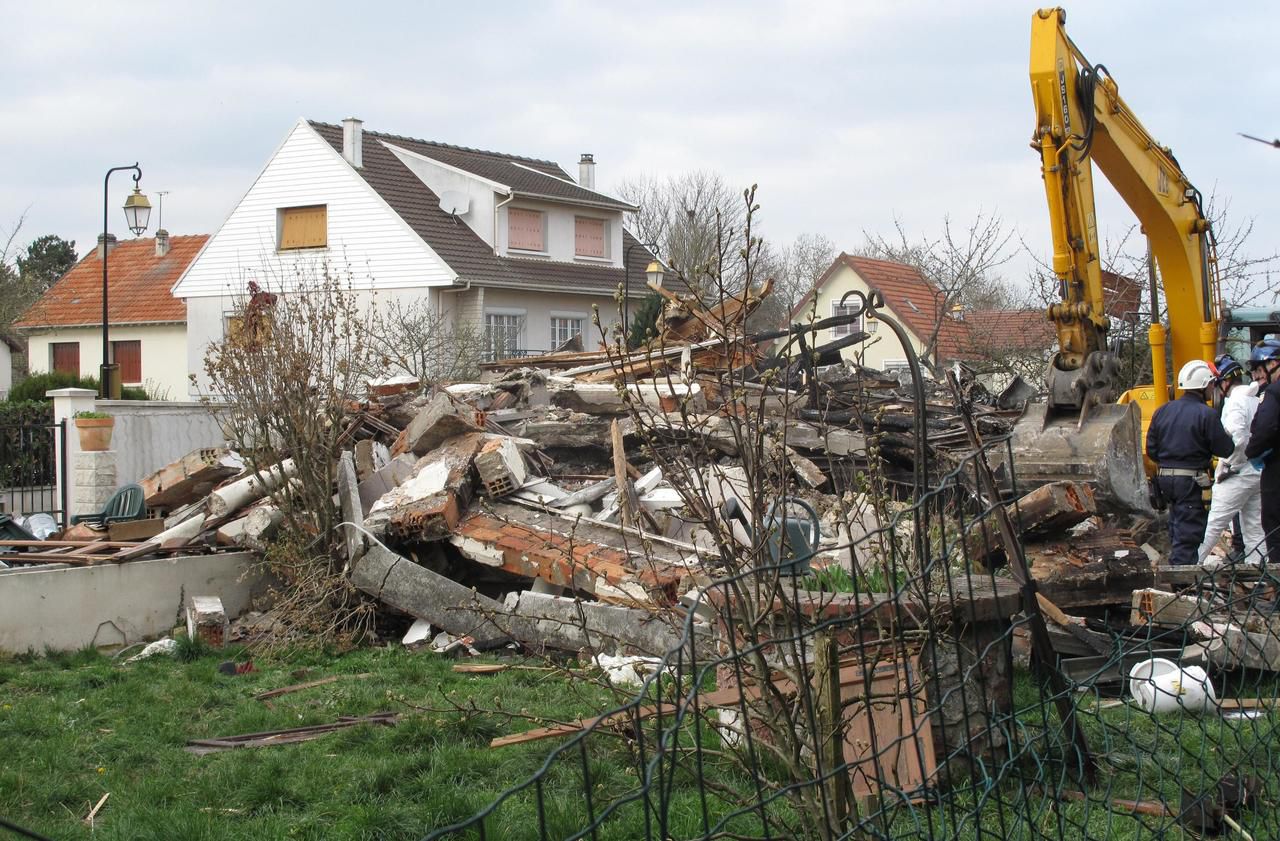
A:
[{"left": 1004, "top": 7, "right": 1221, "bottom": 512}]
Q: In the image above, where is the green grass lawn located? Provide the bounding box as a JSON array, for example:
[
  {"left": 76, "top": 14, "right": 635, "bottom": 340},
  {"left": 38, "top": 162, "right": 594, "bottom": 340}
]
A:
[
  {"left": 3, "top": 643, "right": 1279, "bottom": 841},
  {"left": 0, "top": 643, "right": 780, "bottom": 841}
]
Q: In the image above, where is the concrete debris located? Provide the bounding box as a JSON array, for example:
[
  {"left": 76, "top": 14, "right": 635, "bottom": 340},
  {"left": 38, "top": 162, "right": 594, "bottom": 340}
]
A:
[
  {"left": 125, "top": 637, "right": 177, "bottom": 663},
  {"left": 186, "top": 595, "right": 229, "bottom": 648},
  {"left": 9, "top": 272, "right": 1239, "bottom": 678}
]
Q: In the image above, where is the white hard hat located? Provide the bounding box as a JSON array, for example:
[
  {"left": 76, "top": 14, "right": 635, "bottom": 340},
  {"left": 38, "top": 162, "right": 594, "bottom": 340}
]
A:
[{"left": 1177, "top": 359, "right": 1216, "bottom": 391}]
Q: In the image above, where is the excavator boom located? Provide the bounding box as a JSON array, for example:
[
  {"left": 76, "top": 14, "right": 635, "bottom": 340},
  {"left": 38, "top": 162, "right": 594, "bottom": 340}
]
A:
[{"left": 1005, "top": 8, "right": 1219, "bottom": 512}]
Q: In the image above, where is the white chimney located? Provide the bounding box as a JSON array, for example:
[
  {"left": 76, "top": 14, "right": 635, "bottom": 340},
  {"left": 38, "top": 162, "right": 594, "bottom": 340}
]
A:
[
  {"left": 578, "top": 153, "right": 595, "bottom": 190},
  {"left": 97, "top": 233, "right": 117, "bottom": 260},
  {"left": 155, "top": 229, "right": 171, "bottom": 257},
  {"left": 342, "top": 117, "right": 364, "bottom": 168}
]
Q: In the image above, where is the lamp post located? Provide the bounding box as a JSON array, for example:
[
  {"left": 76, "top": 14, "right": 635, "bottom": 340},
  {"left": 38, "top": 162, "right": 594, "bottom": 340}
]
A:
[
  {"left": 622, "top": 241, "right": 662, "bottom": 348},
  {"left": 100, "top": 164, "right": 151, "bottom": 398}
]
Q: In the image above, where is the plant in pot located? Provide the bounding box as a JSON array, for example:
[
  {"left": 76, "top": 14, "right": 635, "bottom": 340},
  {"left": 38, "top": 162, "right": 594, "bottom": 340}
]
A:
[{"left": 73, "top": 410, "right": 115, "bottom": 452}]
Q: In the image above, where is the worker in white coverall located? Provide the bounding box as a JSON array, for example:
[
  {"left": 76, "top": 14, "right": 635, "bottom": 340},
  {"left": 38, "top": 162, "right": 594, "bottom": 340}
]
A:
[{"left": 1198, "top": 354, "right": 1264, "bottom": 566}]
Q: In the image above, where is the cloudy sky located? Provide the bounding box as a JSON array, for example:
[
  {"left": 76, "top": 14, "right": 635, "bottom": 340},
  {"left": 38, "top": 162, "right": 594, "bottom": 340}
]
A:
[{"left": 3, "top": 1, "right": 1275, "bottom": 294}]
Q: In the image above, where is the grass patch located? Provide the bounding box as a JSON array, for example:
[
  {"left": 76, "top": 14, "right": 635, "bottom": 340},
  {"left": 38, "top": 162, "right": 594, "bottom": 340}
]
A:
[{"left": 2, "top": 644, "right": 1277, "bottom": 840}]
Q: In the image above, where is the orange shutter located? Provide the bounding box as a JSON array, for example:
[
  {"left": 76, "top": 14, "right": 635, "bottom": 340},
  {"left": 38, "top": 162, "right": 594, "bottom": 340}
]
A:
[
  {"left": 508, "top": 209, "right": 544, "bottom": 251},
  {"left": 279, "top": 205, "right": 328, "bottom": 249},
  {"left": 574, "top": 217, "right": 606, "bottom": 257}
]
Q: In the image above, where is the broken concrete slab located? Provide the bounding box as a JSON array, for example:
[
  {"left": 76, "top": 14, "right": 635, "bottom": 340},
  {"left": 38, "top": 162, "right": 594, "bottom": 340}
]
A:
[
  {"left": 366, "top": 433, "right": 484, "bottom": 541},
  {"left": 140, "top": 448, "right": 244, "bottom": 511},
  {"left": 357, "top": 454, "right": 417, "bottom": 516},
  {"left": 784, "top": 423, "right": 866, "bottom": 457},
  {"left": 405, "top": 392, "right": 481, "bottom": 456},
  {"left": 337, "top": 451, "right": 365, "bottom": 566},
  {"left": 350, "top": 543, "right": 509, "bottom": 648},
  {"left": 449, "top": 501, "right": 693, "bottom": 605},
  {"left": 241, "top": 505, "right": 283, "bottom": 552},
  {"left": 503, "top": 590, "right": 712, "bottom": 658}
]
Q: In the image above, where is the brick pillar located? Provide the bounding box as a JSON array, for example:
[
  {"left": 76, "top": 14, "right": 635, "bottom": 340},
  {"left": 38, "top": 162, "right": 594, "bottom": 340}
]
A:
[{"left": 73, "top": 450, "right": 117, "bottom": 517}]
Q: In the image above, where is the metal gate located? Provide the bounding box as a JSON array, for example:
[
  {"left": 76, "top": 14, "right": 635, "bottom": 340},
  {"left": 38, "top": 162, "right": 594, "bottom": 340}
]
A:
[{"left": 0, "top": 416, "right": 68, "bottom": 529}]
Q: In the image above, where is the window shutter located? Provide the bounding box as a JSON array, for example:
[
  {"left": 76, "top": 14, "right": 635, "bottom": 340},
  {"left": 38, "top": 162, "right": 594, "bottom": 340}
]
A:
[
  {"left": 574, "top": 217, "right": 606, "bottom": 258},
  {"left": 508, "top": 209, "right": 544, "bottom": 252},
  {"left": 51, "top": 342, "right": 79, "bottom": 375},
  {"left": 279, "top": 205, "right": 327, "bottom": 250},
  {"left": 112, "top": 340, "right": 142, "bottom": 384}
]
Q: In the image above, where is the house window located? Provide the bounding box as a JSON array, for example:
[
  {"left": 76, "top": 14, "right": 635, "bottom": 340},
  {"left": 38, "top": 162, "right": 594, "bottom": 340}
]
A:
[
  {"left": 485, "top": 312, "right": 523, "bottom": 360},
  {"left": 831, "top": 302, "right": 862, "bottom": 338},
  {"left": 278, "top": 205, "right": 327, "bottom": 250},
  {"left": 508, "top": 208, "right": 545, "bottom": 252},
  {"left": 574, "top": 217, "right": 607, "bottom": 258},
  {"left": 111, "top": 340, "right": 142, "bottom": 385},
  {"left": 224, "top": 312, "right": 275, "bottom": 347},
  {"left": 51, "top": 342, "right": 79, "bottom": 375},
  {"left": 551, "top": 316, "right": 584, "bottom": 348}
]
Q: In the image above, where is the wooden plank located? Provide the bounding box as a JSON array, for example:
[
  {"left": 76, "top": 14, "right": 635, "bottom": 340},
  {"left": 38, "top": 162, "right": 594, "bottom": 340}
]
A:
[{"left": 252, "top": 673, "right": 371, "bottom": 701}]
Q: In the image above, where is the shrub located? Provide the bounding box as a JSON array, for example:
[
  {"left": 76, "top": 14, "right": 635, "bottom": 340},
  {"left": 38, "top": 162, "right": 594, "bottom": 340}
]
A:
[
  {"left": 0, "top": 400, "right": 55, "bottom": 487},
  {"left": 6, "top": 371, "right": 153, "bottom": 403},
  {"left": 72, "top": 410, "right": 112, "bottom": 419}
]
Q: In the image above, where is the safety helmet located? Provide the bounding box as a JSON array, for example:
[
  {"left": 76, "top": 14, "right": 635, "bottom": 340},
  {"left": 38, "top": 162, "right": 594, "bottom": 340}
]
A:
[
  {"left": 1214, "top": 354, "right": 1244, "bottom": 381},
  {"left": 1177, "top": 359, "right": 1217, "bottom": 390},
  {"left": 1248, "top": 338, "right": 1280, "bottom": 368}
]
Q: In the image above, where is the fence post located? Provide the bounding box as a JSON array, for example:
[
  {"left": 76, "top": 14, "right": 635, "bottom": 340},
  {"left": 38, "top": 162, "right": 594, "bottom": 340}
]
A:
[
  {"left": 48, "top": 387, "right": 97, "bottom": 526},
  {"left": 814, "top": 631, "right": 850, "bottom": 836}
]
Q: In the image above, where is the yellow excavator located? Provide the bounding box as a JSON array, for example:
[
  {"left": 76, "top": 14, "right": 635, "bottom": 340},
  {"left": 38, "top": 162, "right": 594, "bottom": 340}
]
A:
[{"left": 1006, "top": 7, "right": 1221, "bottom": 512}]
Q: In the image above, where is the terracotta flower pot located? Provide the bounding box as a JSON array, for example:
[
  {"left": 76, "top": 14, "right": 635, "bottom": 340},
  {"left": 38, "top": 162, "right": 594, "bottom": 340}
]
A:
[{"left": 75, "top": 417, "right": 115, "bottom": 452}]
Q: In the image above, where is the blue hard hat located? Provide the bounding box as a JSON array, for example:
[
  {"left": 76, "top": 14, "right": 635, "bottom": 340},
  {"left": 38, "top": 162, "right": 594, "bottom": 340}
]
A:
[
  {"left": 1215, "top": 354, "right": 1243, "bottom": 380},
  {"left": 1249, "top": 338, "right": 1280, "bottom": 367}
]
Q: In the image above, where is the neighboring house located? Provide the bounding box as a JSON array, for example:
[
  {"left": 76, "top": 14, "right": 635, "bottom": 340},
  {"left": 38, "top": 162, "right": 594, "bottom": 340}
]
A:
[
  {"left": 791, "top": 253, "right": 1057, "bottom": 388},
  {"left": 0, "top": 333, "right": 22, "bottom": 399},
  {"left": 174, "top": 118, "right": 661, "bottom": 395},
  {"left": 791, "top": 254, "right": 972, "bottom": 374},
  {"left": 14, "top": 232, "right": 208, "bottom": 400}
]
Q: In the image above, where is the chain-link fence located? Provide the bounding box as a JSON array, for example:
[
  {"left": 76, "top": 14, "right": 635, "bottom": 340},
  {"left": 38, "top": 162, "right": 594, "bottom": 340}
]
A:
[{"left": 417, "top": 291, "right": 1279, "bottom": 841}]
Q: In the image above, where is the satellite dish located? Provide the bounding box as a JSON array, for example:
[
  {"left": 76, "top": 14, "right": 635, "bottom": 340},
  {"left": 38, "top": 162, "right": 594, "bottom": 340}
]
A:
[{"left": 439, "top": 191, "right": 470, "bottom": 216}]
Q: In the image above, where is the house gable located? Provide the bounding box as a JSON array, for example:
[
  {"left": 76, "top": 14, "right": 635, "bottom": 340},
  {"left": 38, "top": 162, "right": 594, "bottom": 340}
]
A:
[{"left": 172, "top": 119, "right": 455, "bottom": 299}]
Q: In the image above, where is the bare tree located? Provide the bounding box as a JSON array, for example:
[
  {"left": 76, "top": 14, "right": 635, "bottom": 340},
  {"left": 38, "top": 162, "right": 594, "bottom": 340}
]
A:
[
  {"left": 774, "top": 232, "right": 838, "bottom": 314},
  {"left": 364, "top": 296, "right": 486, "bottom": 382},
  {"left": 858, "top": 212, "right": 1017, "bottom": 372},
  {"left": 616, "top": 171, "right": 749, "bottom": 295},
  {"left": 201, "top": 264, "right": 380, "bottom": 644}
]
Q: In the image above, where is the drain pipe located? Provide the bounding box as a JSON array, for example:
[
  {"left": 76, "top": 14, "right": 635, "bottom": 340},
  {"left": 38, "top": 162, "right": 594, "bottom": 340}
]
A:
[{"left": 493, "top": 191, "right": 515, "bottom": 256}]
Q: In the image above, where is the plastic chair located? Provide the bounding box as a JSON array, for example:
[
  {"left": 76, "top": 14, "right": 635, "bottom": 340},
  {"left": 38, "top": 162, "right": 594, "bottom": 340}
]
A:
[{"left": 71, "top": 483, "right": 146, "bottom": 528}]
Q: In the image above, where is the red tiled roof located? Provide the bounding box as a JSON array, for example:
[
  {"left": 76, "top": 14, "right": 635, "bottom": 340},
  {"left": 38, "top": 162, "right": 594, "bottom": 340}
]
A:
[
  {"left": 793, "top": 254, "right": 973, "bottom": 360},
  {"left": 14, "top": 235, "right": 207, "bottom": 329},
  {"left": 962, "top": 308, "right": 1056, "bottom": 354}
]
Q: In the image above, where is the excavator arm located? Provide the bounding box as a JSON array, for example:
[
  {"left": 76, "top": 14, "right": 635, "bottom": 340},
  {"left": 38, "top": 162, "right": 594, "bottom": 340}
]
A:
[
  {"left": 1005, "top": 8, "right": 1219, "bottom": 512},
  {"left": 1029, "top": 6, "right": 1218, "bottom": 414}
]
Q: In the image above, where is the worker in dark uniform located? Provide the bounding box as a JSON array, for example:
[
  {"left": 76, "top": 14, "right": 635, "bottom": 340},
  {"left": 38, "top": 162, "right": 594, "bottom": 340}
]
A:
[
  {"left": 1146, "top": 359, "right": 1234, "bottom": 565},
  {"left": 1245, "top": 338, "right": 1280, "bottom": 565}
]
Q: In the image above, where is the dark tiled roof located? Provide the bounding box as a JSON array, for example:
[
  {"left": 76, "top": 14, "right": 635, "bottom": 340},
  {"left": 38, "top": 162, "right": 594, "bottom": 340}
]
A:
[
  {"left": 15, "top": 236, "right": 206, "bottom": 328},
  {"left": 310, "top": 122, "right": 654, "bottom": 296}
]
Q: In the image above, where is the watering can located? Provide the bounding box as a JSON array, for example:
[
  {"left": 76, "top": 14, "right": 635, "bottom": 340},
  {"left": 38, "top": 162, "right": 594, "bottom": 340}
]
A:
[{"left": 722, "top": 497, "right": 820, "bottom": 576}]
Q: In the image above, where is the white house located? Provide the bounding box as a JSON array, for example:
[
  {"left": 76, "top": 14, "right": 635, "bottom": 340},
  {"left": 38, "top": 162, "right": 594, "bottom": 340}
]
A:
[
  {"left": 0, "top": 333, "right": 21, "bottom": 399},
  {"left": 15, "top": 232, "right": 207, "bottom": 400},
  {"left": 174, "top": 118, "right": 661, "bottom": 395}
]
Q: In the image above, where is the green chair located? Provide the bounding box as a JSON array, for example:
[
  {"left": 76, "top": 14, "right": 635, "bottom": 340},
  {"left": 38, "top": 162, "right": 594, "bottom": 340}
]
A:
[{"left": 71, "top": 483, "right": 146, "bottom": 529}]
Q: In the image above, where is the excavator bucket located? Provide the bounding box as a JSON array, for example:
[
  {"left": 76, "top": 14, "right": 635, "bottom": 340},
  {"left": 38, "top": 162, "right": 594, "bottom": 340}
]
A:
[{"left": 998, "top": 401, "right": 1152, "bottom": 514}]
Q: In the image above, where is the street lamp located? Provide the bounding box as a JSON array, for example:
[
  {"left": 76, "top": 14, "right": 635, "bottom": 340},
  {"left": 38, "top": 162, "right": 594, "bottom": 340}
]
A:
[
  {"left": 100, "top": 164, "right": 150, "bottom": 398},
  {"left": 623, "top": 241, "right": 662, "bottom": 348}
]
